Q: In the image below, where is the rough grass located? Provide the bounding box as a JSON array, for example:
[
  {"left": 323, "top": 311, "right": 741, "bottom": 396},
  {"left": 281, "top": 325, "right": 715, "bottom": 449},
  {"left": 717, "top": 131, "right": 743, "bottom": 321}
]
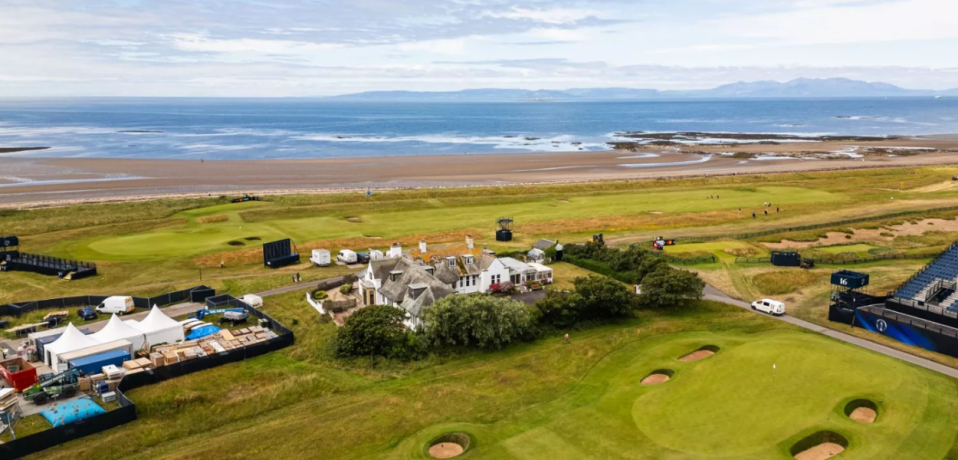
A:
[
  {"left": 752, "top": 269, "right": 827, "bottom": 296},
  {"left": 25, "top": 294, "right": 958, "bottom": 460}
]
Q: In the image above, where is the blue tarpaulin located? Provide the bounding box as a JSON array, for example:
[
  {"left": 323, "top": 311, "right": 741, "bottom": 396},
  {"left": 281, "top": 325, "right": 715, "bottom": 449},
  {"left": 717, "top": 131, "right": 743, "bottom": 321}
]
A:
[
  {"left": 186, "top": 325, "right": 220, "bottom": 340},
  {"left": 68, "top": 349, "right": 130, "bottom": 376},
  {"left": 40, "top": 398, "right": 106, "bottom": 427}
]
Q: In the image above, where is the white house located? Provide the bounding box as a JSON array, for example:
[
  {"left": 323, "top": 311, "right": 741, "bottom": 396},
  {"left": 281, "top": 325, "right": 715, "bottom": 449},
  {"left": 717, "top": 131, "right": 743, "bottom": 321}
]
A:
[{"left": 357, "top": 237, "right": 529, "bottom": 329}]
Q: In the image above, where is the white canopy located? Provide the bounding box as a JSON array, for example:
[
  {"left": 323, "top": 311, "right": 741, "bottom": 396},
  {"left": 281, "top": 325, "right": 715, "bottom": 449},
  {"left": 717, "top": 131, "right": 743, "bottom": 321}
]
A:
[
  {"left": 91, "top": 314, "right": 146, "bottom": 350},
  {"left": 44, "top": 323, "right": 99, "bottom": 366},
  {"left": 129, "top": 305, "right": 185, "bottom": 346}
]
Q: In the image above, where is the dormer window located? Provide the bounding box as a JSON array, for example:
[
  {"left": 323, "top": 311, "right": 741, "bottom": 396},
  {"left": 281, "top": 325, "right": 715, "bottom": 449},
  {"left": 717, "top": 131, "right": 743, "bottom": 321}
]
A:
[
  {"left": 446, "top": 256, "right": 456, "bottom": 267},
  {"left": 464, "top": 255, "right": 474, "bottom": 264},
  {"left": 389, "top": 270, "right": 403, "bottom": 282}
]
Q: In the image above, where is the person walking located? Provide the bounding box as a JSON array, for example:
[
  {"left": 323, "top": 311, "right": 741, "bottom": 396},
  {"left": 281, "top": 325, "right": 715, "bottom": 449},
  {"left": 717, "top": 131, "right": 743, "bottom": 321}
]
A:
[
  {"left": 764, "top": 209, "right": 769, "bottom": 216},
  {"left": 752, "top": 211, "right": 756, "bottom": 219},
  {"left": 564, "top": 333, "right": 570, "bottom": 344},
  {"left": 296, "top": 272, "right": 302, "bottom": 283},
  {"left": 776, "top": 207, "right": 780, "bottom": 213}
]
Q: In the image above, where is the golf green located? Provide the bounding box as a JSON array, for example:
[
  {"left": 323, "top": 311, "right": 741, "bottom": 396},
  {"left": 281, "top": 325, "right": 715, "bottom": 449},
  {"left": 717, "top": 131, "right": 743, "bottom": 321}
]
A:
[{"left": 393, "top": 331, "right": 958, "bottom": 460}]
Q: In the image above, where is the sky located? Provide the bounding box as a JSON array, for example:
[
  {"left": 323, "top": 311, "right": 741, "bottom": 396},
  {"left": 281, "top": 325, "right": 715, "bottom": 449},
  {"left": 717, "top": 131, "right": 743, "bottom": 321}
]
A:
[{"left": 1, "top": 0, "right": 957, "bottom": 97}]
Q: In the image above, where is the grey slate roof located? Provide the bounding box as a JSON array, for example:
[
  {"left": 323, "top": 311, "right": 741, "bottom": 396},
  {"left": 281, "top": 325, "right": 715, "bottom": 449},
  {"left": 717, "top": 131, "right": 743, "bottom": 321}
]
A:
[{"left": 533, "top": 238, "right": 556, "bottom": 251}]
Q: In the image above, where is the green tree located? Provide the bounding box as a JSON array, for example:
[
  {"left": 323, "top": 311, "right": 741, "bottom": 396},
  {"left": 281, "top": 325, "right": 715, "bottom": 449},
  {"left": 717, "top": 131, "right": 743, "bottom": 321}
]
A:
[
  {"left": 535, "top": 290, "right": 584, "bottom": 328},
  {"left": 422, "top": 294, "right": 533, "bottom": 350},
  {"left": 336, "top": 305, "right": 418, "bottom": 359},
  {"left": 639, "top": 267, "right": 705, "bottom": 309},
  {"left": 574, "top": 275, "right": 639, "bottom": 319}
]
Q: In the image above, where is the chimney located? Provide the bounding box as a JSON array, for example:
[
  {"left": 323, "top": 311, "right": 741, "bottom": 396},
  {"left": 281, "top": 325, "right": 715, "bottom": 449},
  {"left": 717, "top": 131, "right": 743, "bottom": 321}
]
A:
[
  {"left": 387, "top": 242, "right": 402, "bottom": 258},
  {"left": 466, "top": 235, "right": 474, "bottom": 249},
  {"left": 419, "top": 239, "right": 427, "bottom": 254}
]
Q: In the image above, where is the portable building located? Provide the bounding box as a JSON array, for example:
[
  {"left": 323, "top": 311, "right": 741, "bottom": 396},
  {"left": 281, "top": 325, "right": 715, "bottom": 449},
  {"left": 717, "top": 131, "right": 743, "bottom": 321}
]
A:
[
  {"left": 55, "top": 339, "right": 132, "bottom": 373},
  {"left": 91, "top": 314, "right": 147, "bottom": 350},
  {"left": 44, "top": 323, "right": 100, "bottom": 368},
  {"left": 128, "top": 305, "right": 185, "bottom": 347},
  {"left": 0, "top": 357, "right": 38, "bottom": 392},
  {"left": 310, "top": 249, "right": 331, "bottom": 267},
  {"left": 68, "top": 349, "right": 131, "bottom": 376}
]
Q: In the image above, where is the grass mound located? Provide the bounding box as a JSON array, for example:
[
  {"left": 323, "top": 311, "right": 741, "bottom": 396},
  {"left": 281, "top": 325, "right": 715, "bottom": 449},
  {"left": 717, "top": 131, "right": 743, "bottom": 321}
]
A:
[
  {"left": 844, "top": 399, "right": 879, "bottom": 424},
  {"left": 790, "top": 431, "right": 848, "bottom": 460},
  {"left": 427, "top": 433, "right": 471, "bottom": 459},
  {"left": 197, "top": 214, "right": 229, "bottom": 224}
]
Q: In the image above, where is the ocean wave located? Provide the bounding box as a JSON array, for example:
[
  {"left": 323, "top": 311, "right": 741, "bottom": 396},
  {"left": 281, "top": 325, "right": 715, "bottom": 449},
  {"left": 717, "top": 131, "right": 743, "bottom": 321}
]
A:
[
  {"left": 292, "top": 133, "right": 611, "bottom": 152},
  {"left": 0, "top": 175, "right": 143, "bottom": 188}
]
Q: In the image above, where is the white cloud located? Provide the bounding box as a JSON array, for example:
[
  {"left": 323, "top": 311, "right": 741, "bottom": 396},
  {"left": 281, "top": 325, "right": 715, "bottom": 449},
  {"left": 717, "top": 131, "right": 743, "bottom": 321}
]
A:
[
  {"left": 484, "top": 7, "right": 603, "bottom": 24},
  {"left": 165, "top": 33, "right": 343, "bottom": 54}
]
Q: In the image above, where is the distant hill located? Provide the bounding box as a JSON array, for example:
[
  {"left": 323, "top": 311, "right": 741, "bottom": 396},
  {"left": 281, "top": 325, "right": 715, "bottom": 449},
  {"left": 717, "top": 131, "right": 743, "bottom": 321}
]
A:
[{"left": 328, "top": 78, "right": 956, "bottom": 101}]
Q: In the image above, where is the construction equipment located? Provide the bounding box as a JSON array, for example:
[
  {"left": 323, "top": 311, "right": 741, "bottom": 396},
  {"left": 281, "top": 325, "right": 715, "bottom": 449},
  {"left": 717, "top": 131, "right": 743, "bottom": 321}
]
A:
[
  {"left": 195, "top": 307, "right": 249, "bottom": 324},
  {"left": 23, "top": 368, "right": 80, "bottom": 405}
]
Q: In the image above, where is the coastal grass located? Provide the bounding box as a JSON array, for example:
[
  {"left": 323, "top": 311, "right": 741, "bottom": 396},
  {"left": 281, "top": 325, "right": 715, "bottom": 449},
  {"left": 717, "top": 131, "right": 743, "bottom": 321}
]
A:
[{"left": 24, "top": 293, "right": 958, "bottom": 460}]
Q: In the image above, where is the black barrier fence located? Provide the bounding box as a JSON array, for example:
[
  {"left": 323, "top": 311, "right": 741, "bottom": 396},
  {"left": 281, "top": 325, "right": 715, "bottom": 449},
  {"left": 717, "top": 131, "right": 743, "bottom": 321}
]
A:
[
  {"left": 0, "top": 390, "right": 136, "bottom": 460},
  {"left": 0, "top": 299, "right": 294, "bottom": 460},
  {"left": 0, "top": 285, "right": 214, "bottom": 317},
  {"left": 735, "top": 252, "right": 932, "bottom": 266},
  {"left": 852, "top": 305, "right": 958, "bottom": 358}
]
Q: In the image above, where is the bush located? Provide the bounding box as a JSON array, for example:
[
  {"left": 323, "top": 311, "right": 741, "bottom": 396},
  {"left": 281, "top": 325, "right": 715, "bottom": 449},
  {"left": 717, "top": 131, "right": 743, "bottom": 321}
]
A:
[
  {"left": 336, "top": 305, "right": 421, "bottom": 359},
  {"left": 490, "top": 281, "right": 515, "bottom": 294},
  {"left": 339, "top": 284, "right": 353, "bottom": 295},
  {"left": 535, "top": 290, "right": 584, "bottom": 328},
  {"left": 638, "top": 267, "right": 705, "bottom": 309},
  {"left": 422, "top": 294, "right": 533, "bottom": 350},
  {"left": 313, "top": 290, "right": 328, "bottom": 300},
  {"left": 573, "top": 275, "right": 639, "bottom": 319}
]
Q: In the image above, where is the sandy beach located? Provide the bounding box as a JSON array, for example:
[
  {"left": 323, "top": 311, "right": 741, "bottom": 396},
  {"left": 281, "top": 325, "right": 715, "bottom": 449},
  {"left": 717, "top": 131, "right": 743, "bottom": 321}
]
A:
[{"left": 2, "top": 136, "right": 958, "bottom": 208}]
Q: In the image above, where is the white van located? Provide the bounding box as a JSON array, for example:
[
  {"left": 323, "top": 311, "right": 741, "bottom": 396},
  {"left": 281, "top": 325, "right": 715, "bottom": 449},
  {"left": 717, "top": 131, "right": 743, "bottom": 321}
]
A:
[
  {"left": 751, "top": 299, "right": 786, "bottom": 316},
  {"left": 310, "top": 249, "right": 331, "bottom": 267},
  {"left": 337, "top": 249, "right": 357, "bottom": 264},
  {"left": 95, "top": 296, "right": 135, "bottom": 315}
]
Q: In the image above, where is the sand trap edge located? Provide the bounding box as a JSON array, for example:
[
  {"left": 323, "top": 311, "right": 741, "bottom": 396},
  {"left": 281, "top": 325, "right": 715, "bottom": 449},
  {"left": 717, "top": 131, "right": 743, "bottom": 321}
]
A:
[{"left": 426, "top": 432, "right": 472, "bottom": 459}]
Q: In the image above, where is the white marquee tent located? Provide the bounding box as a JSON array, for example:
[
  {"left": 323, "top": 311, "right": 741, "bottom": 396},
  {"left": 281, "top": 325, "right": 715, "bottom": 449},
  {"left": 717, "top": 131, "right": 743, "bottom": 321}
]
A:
[
  {"left": 127, "top": 305, "right": 185, "bottom": 346},
  {"left": 44, "top": 323, "right": 99, "bottom": 368},
  {"left": 91, "top": 314, "right": 147, "bottom": 350}
]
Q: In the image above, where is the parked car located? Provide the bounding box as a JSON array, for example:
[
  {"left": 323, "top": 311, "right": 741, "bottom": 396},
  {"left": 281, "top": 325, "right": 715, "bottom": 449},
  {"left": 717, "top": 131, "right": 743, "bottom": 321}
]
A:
[
  {"left": 751, "top": 299, "right": 786, "bottom": 316},
  {"left": 76, "top": 307, "right": 98, "bottom": 320},
  {"left": 95, "top": 296, "right": 135, "bottom": 315},
  {"left": 356, "top": 252, "right": 370, "bottom": 264}
]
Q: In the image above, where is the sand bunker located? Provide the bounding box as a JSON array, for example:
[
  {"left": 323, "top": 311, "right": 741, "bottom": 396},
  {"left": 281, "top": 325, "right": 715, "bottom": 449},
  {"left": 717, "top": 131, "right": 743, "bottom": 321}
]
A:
[
  {"left": 764, "top": 217, "right": 958, "bottom": 250},
  {"left": 679, "top": 345, "right": 719, "bottom": 362},
  {"left": 227, "top": 240, "right": 246, "bottom": 246},
  {"left": 794, "top": 443, "right": 845, "bottom": 460},
  {"left": 429, "top": 443, "right": 464, "bottom": 459},
  {"left": 850, "top": 407, "right": 877, "bottom": 423},
  {"left": 791, "top": 431, "right": 848, "bottom": 460},
  {"left": 427, "top": 433, "right": 470, "bottom": 459},
  {"left": 641, "top": 370, "right": 674, "bottom": 386},
  {"left": 845, "top": 399, "right": 878, "bottom": 424}
]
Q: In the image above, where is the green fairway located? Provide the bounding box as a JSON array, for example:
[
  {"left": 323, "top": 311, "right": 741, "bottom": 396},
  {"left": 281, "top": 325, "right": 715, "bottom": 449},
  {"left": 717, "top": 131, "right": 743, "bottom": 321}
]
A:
[
  {"left": 392, "top": 331, "right": 958, "bottom": 460},
  {"left": 69, "top": 186, "right": 842, "bottom": 261}
]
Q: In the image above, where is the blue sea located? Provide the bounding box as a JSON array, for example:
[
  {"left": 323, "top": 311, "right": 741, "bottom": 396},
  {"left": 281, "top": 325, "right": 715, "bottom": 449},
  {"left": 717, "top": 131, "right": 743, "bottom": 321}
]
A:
[{"left": 0, "top": 98, "right": 955, "bottom": 160}]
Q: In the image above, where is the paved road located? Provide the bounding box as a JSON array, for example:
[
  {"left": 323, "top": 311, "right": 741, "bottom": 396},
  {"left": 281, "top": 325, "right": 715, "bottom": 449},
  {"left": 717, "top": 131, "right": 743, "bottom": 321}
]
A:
[
  {"left": 703, "top": 285, "right": 958, "bottom": 379},
  {"left": 254, "top": 275, "right": 348, "bottom": 298}
]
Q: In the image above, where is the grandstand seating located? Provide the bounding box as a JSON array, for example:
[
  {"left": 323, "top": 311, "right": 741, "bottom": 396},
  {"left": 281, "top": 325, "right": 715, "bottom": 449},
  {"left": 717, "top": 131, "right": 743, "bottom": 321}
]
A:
[{"left": 894, "top": 242, "right": 958, "bottom": 303}]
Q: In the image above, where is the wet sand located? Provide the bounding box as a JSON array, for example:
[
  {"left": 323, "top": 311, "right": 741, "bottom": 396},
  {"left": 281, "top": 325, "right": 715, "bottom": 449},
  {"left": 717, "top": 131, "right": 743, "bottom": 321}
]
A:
[{"left": 2, "top": 136, "right": 958, "bottom": 208}]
